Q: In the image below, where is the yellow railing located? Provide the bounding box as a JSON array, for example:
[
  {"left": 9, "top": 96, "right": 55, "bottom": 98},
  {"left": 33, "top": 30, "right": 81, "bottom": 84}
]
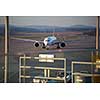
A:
[
  {"left": 19, "top": 54, "right": 67, "bottom": 83},
  {"left": 71, "top": 61, "right": 100, "bottom": 83}
]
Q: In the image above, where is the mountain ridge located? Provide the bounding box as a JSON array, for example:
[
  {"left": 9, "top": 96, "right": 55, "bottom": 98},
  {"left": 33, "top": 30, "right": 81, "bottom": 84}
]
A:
[{"left": 0, "top": 24, "right": 96, "bottom": 35}]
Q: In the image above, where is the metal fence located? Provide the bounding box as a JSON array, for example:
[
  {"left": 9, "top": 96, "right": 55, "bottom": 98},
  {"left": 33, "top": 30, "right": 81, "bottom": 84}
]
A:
[
  {"left": 71, "top": 61, "right": 100, "bottom": 83},
  {"left": 19, "top": 54, "right": 67, "bottom": 83}
]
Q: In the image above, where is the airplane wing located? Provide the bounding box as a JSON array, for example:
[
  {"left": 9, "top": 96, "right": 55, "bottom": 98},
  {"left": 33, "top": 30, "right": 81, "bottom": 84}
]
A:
[
  {"left": 49, "top": 40, "right": 67, "bottom": 48},
  {"left": 11, "top": 37, "right": 43, "bottom": 43},
  {"left": 51, "top": 40, "right": 66, "bottom": 45}
]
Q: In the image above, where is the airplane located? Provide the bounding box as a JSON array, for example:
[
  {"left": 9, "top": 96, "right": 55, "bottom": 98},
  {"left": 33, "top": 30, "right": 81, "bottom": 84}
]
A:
[{"left": 11, "top": 36, "right": 66, "bottom": 50}]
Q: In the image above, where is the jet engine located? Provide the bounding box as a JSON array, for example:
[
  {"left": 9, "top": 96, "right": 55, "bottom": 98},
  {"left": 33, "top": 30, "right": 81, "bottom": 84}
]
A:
[
  {"left": 34, "top": 42, "right": 40, "bottom": 47},
  {"left": 58, "top": 42, "right": 66, "bottom": 48}
]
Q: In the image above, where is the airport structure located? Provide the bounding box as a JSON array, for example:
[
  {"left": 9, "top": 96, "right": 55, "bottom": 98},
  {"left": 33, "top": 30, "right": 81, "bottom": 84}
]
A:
[
  {"left": 1, "top": 16, "right": 100, "bottom": 83},
  {"left": 19, "top": 54, "right": 67, "bottom": 83}
]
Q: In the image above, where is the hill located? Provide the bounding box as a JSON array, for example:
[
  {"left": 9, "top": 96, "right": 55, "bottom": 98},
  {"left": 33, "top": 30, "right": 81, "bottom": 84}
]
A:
[{"left": 0, "top": 24, "right": 96, "bottom": 35}]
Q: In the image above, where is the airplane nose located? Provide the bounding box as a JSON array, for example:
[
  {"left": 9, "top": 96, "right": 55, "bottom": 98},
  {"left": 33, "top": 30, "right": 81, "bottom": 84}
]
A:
[{"left": 44, "top": 41, "right": 48, "bottom": 46}]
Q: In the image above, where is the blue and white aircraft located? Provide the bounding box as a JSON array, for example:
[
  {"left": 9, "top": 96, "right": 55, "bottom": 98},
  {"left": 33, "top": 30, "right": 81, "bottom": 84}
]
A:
[{"left": 12, "top": 36, "right": 66, "bottom": 49}]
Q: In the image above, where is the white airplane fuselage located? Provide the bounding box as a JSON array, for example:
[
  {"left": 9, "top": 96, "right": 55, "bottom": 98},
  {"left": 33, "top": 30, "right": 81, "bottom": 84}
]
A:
[
  {"left": 40, "top": 36, "right": 66, "bottom": 49},
  {"left": 43, "top": 36, "right": 57, "bottom": 46}
]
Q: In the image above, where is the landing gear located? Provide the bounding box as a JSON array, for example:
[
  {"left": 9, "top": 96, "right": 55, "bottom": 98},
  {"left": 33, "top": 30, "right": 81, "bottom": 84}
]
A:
[
  {"left": 42, "top": 44, "right": 49, "bottom": 50},
  {"left": 42, "top": 43, "right": 46, "bottom": 49},
  {"left": 46, "top": 47, "right": 49, "bottom": 50},
  {"left": 46, "top": 46, "right": 50, "bottom": 50},
  {"left": 57, "top": 46, "right": 60, "bottom": 49},
  {"left": 42, "top": 46, "right": 46, "bottom": 49},
  {"left": 57, "top": 45, "right": 60, "bottom": 49}
]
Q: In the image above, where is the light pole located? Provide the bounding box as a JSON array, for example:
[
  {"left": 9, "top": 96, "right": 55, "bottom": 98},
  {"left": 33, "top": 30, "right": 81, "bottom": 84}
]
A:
[
  {"left": 95, "top": 16, "right": 100, "bottom": 70},
  {"left": 4, "top": 16, "right": 9, "bottom": 83},
  {"left": 96, "top": 16, "right": 99, "bottom": 58}
]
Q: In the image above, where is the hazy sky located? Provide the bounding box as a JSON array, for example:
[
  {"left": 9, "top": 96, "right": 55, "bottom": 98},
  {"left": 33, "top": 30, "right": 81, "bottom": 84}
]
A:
[{"left": 0, "top": 16, "right": 97, "bottom": 26}]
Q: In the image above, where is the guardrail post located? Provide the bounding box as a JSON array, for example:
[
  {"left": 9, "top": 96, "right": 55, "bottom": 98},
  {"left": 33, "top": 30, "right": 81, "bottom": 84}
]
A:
[
  {"left": 23, "top": 54, "right": 26, "bottom": 83},
  {"left": 19, "top": 57, "right": 21, "bottom": 83},
  {"left": 71, "top": 62, "right": 74, "bottom": 83},
  {"left": 44, "top": 69, "right": 47, "bottom": 77},
  {"left": 48, "top": 69, "right": 50, "bottom": 77},
  {"left": 64, "top": 58, "right": 66, "bottom": 83}
]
